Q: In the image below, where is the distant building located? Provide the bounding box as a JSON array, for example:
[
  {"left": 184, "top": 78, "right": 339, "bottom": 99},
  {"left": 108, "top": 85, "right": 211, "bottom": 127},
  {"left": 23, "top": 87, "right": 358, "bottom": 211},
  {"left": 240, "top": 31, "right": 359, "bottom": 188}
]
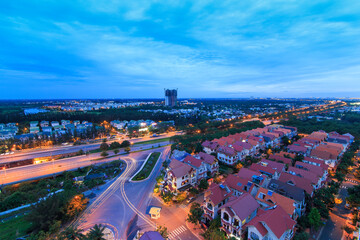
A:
[{"left": 164, "top": 89, "right": 177, "bottom": 107}]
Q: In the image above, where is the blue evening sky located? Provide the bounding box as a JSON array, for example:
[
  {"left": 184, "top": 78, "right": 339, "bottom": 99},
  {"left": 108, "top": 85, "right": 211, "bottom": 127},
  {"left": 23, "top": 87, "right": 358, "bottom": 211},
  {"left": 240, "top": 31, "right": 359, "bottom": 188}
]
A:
[{"left": 1, "top": 1, "right": 360, "bottom": 99}]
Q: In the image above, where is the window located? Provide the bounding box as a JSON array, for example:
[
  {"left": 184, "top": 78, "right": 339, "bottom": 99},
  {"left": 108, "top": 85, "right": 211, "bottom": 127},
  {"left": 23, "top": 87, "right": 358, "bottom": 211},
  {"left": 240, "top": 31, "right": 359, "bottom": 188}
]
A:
[
  {"left": 250, "top": 232, "right": 260, "bottom": 240},
  {"left": 233, "top": 218, "right": 240, "bottom": 227},
  {"left": 207, "top": 203, "right": 213, "bottom": 210},
  {"left": 223, "top": 212, "right": 230, "bottom": 221},
  {"left": 258, "top": 192, "right": 266, "bottom": 199}
]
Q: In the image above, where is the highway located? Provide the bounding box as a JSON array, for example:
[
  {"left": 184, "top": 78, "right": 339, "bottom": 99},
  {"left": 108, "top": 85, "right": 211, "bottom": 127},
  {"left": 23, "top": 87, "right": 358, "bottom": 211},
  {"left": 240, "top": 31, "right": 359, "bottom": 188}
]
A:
[
  {"left": 0, "top": 141, "right": 170, "bottom": 185},
  {"left": 0, "top": 132, "right": 179, "bottom": 164}
]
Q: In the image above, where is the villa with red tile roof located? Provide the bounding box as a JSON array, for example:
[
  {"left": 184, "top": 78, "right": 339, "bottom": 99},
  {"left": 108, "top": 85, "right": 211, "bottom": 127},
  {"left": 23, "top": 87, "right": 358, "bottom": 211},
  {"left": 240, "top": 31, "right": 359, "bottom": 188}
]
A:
[
  {"left": 268, "top": 154, "right": 293, "bottom": 165},
  {"left": 254, "top": 187, "right": 298, "bottom": 219},
  {"left": 196, "top": 152, "right": 219, "bottom": 175},
  {"left": 279, "top": 172, "right": 314, "bottom": 196},
  {"left": 220, "top": 193, "right": 259, "bottom": 239},
  {"left": 183, "top": 155, "right": 207, "bottom": 182},
  {"left": 246, "top": 206, "right": 296, "bottom": 240},
  {"left": 166, "top": 159, "right": 196, "bottom": 191},
  {"left": 202, "top": 140, "right": 219, "bottom": 154},
  {"left": 203, "top": 183, "right": 232, "bottom": 224},
  {"left": 237, "top": 168, "right": 268, "bottom": 187},
  {"left": 287, "top": 166, "right": 322, "bottom": 189},
  {"left": 217, "top": 146, "right": 239, "bottom": 165},
  {"left": 224, "top": 174, "right": 257, "bottom": 197}
]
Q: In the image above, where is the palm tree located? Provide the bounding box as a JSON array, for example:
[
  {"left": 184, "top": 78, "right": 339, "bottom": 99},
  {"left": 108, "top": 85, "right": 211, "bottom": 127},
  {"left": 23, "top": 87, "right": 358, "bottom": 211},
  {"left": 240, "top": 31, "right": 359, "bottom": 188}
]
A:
[
  {"left": 86, "top": 224, "right": 106, "bottom": 240},
  {"left": 58, "top": 226, "right": 85, "bottom": 240}
]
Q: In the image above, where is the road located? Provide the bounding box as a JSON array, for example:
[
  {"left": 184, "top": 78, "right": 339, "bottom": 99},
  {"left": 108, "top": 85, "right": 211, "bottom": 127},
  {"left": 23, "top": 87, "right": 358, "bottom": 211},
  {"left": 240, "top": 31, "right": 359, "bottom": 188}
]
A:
[
  {"left": 0, "top": 141, "right": 170, "bottom": 185},
  {"left": 0, "top": 132, "right": 179, "bottom": 164},
  {"left": 319, "top": 177, "right": 358, "bottom": 240},
  {"left": 75, "top": 147, "right": 197, "bottom": 240}
]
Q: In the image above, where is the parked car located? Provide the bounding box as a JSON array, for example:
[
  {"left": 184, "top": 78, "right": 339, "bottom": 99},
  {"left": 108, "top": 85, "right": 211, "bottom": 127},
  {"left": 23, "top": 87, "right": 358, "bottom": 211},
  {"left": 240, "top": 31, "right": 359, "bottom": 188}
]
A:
[{"left": 187, "top": 197, "right": 195, "bottom": 204}]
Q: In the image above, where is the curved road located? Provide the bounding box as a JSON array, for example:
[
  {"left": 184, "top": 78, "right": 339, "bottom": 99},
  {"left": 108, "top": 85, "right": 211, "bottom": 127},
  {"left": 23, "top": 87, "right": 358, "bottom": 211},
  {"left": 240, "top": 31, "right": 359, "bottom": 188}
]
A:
[{"left": 75, "top": 147, "right": 197, "bottom": 240}]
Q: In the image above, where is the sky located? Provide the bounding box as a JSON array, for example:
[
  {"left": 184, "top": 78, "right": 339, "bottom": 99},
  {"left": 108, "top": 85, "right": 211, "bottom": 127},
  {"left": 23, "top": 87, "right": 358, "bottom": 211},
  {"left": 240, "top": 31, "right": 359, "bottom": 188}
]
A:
[{"left": 1, "top": 0, "right": 360, "bottom": 99}]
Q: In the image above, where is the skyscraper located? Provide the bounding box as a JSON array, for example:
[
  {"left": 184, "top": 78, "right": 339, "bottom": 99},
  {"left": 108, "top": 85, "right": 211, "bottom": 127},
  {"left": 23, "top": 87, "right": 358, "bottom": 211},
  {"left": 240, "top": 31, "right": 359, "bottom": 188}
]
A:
[{"left": 164, "top": 89, "right": 177, "bottom": 107}]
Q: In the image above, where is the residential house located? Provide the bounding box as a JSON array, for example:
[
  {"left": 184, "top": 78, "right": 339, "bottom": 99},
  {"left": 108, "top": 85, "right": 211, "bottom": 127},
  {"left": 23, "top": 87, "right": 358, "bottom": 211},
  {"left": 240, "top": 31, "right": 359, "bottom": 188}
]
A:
[
  {"left": 220, "top": 193, "right": 260, "bottom": 239},
  {"left": 224, "top": 174, "right": 257, "bottom": 197},
  {"left": 51, "top": 121, "right": 59, "bottom": 127},
  {"left": 254, "top": 187, "right": 298, "bottom": 219},
  {"left": 196, "top": 152, "right": 219, "bottom": 175},
  {"left": 246, "top": 206, "right": 296, "bottom": 240},
  {"left": 166, "top": 159, "right": 196, "bottom": 191},
  {"left": 40, "top": 121, "right": 49, "bottom": 127},
  {"left": 183, "top": 155, "right": 207, "bottom": 182},
  {"left": 217, "top": 146, "right": 239, "bottom": 165},
  {"left": 30, "top": 121, "right": 38, "bottom": 127},
  {"left": 202, "top": 140, "right": 219, "bottom": 154},
  {"left": 203, "top": 183, "right": 232, "bottom": 224},
  {"left": 279, "top": 172, "right": 314, "bottom": 197},
  {"left": 268, "top": 179, "right": 306, "bottom": 214}
]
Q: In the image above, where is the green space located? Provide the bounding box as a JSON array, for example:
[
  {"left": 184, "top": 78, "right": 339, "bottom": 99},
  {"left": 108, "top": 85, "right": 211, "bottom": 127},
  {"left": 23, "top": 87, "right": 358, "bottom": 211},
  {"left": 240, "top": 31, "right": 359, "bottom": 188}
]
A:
[
  {"left": 0, "top": 160, "right": 125, "bottom": 239},
  {"left": 0, "top": 215, "right": 32, "bottom": 240},
  {"left": 132, "top": 152, "right": 161, "bottom": 181},
  {"left": 133, "top": 137, "right": 171, "bottom": 145}
]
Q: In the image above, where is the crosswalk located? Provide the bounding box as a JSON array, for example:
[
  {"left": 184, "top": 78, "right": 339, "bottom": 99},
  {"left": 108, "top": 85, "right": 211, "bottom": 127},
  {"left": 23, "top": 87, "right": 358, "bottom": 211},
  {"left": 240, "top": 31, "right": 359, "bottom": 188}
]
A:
[
  {"left": 345, "top": 178, "right": 358, "bottom": 184},
  {"left": 168, "top": 225, "right": 187, "bottom": 240}
]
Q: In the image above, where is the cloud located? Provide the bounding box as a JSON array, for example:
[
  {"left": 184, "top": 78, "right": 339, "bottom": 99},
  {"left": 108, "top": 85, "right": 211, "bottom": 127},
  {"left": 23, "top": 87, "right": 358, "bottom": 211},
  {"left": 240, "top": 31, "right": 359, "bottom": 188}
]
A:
[{"left": 0, "top": 0, "right": 360, "bottom": 98}]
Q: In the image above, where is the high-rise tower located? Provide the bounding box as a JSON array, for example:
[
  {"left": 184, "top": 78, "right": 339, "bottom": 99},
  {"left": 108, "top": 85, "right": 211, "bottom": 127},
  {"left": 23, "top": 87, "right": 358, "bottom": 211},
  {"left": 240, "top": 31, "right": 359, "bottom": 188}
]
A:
[{"left": 164, "top": 89, "right": 177, "bottom": 107}]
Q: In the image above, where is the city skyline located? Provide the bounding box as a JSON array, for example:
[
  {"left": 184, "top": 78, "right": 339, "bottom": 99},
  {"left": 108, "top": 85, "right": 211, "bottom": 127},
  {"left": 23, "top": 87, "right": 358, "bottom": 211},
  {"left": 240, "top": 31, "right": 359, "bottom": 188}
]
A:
[{"left": 1, "top": 1, "right": 360, "bottom": 99}]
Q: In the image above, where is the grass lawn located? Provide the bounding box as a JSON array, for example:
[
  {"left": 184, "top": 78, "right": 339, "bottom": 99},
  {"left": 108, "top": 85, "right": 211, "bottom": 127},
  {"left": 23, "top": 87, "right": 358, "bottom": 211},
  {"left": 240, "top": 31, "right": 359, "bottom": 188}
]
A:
[
  {"left": 0, "top": 215, "right": 31, "bottom": 240},
  {"left": 132, "top": 152, "right": 161, "bottom": 181},
  {"left": 133, "top": 137, "right": 171, "bottom": 146}
]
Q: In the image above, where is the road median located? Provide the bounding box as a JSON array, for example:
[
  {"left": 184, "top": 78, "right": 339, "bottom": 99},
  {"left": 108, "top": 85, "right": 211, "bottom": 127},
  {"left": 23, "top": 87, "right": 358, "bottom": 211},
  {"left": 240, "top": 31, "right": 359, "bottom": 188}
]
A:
[{"left": 130, "top": 152, "right": 162, "bottom": 182}]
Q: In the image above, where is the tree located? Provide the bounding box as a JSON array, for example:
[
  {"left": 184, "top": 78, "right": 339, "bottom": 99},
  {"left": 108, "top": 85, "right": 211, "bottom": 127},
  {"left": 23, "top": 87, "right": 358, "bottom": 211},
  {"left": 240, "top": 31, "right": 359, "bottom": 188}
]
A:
[
  {"left": 58, "top": 226, "right": 84, "bottom": 240},
  {"left": 86, "top": 224, "right": 106, "bottom": 240},
  {"left": 77, "top": 149, "right": 85, "bottom": 155},
  {"left": 187, "top": 202, "right": 204, "bottom": 225},
  {"left": 294, "top": 232, "right": 309, "bottom": 240},
  {"left": 100, "top": 151, "right": 109, "bottom": 157},
  {"left": 156, "top": 225, "right": 168, "bottom": 238},
  {"left": 175, "top": 192, "right": 187, "bottom": 203},
  {"left": 121, "top": 140, "right": 130, "bottom": 148},
  {"left": 66, "top": 195, "right": 88, "bottom": 218},
  {"left": 342, "top": 225, "right": 355, "bottom": 238},
  {"left": 99, "top": 142, "right": 109, "bottom": 151},
  {"left": 124, "top": 147, "right": 131, "bottom": 153},
  {"left": 235, "top": 162, "right": 243, "bottom": 172},
  {"left": 194, "top": 142, "right": 203, "bottom": 153},
  {"left": 198, "top": 178, "right": 209, "bottom": 191},
  {"left": 113, "top": 149, "right": 119, "bottom": 155},
  {"left": 308, "top": 208, "right": 323, "bottom": 231},
  {"left": 109, "top": 141, "right": 121, "bottom": 149}
]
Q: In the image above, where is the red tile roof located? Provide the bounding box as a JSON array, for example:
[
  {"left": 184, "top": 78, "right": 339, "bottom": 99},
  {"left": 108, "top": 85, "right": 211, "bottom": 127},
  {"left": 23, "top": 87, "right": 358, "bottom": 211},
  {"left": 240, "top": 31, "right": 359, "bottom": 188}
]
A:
[
  {"left": 295, "top": 161, "right": 325, "bottom": 177},
  {"left": 288, "top": 166, "right": 319, "bottom": 184},
  {"left": 237, "top": 168, "right": 262, "bottom": 181},
  {"left": 279, "top": 172, "right": 314, "bottom": 194},
  {"left": 205, "top": 183, "right": 232, "bottom": 205},
  {"left": 169, "top": 159, "right": 193, "bottom": 178},
  {"left": 183, "top": 155, "right": 203, "bottom": 168},
  {"left": 217, "top": 146, "right": 237, "bottom": 157},
  {"left": 247, "top": 206, "right": 296, "bottom": 239},
  {"left": 268, "top": 154, "right": 292, "bottom": 165},
  {"left": 255, "top": 187, "right": 296, "bottom": 217},
  {"left": 220, "top": 193, "right": 259, "bottom": 221},
  {"left": 198, "top": 152, "right": 216, "bottom": 165},
  {"left": 249, "top": 163, "right": 276, "bottom": 176},
  {"left": 224, "top": 174, "right": 254, "bottom": 194},
  {"left": 259, "top": 159, "right": 285, "bottom": 173}
]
